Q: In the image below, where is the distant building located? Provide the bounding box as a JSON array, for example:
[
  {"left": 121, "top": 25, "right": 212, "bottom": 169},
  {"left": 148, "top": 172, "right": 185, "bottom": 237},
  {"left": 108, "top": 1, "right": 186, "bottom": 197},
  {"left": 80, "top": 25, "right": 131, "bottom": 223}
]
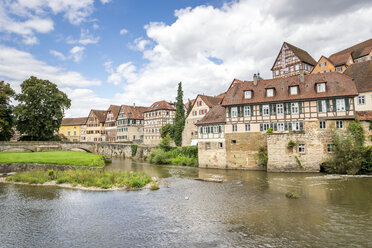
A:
[
  {"left": 144, "top": 100, "right": 175, "bottom": 145},
  {"left": 182, "top": 94, "right": 223, "bottom": 146},
  {"left": 86, "top": 110, "right": 107, "bottom": 142},
  {"left": 104, "top": 105, "right": 121, "bottom": 142},
  {"left": 59, "top": 117, "right": 87, "bottom": 142},
  {"left": 271, "top": 42, "right": 316, "bottom": 79},
  {"left": 116, "top": 104, "right": 147, "bottom": 143},
  {"left": 312, "top": 38, "right": 372, "bottom": 74},
  {"left": 10, "top": 127, "right": 21, "bottom": 142}
]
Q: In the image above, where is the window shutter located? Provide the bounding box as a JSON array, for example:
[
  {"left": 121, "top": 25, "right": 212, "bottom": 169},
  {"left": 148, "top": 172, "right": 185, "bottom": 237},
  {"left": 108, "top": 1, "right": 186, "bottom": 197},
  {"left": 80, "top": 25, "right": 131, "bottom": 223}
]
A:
[
  {"left": 269, "top": 104, "right": 273, "bottom": 115},
  {"left": 274, "top": 123, "right": 277, "bottom": 131},
  {"left": 284, "top": 104, "right": 287, "bottom": 114},
  {"left": 285, "top": 123, "right": 288, "bottom": 130},
  {"left": 345, "top": 98, "right": 350, "bottom": 111},
  {"left": 272, "top": 104, "right": 276, "bottom": 115},
  {"left": 219, "top": 126, "right": 222, "bottom": 133},
  {"left": 228, "top": 107, "right": 231, "bottom": 117},
  {"left": 332, "top": 99, "right": 337, "bottom": 112},
  {"left": 300, "top": 122, "right": 303, "bottom": 130},
  {"left": 260, "top": 124, "right": 263, "bottom": 131},
  {"left": 260, "top": 105, "right": 263, "bottom": 116},
  {"left": 289, "top": 122, "right": 292, "bottom": 130},
  {"left": 200, "top": 127, "right": 203, "bottom": 134},
  {"left": 238, "top": 106, "right": 242, "bottom": 117},
  {"left": 250, "top": 105, "right": 254, "bottom": 116},
  {"left": 326, "top": 100, "right": 330, "bottom": 112},
  {"left": 317, "top": 100, "right": 321, "bottom": 112},
  {"left": 287, "top": 103, "right": 291, "bottom": 114},
  {"left": 299, "top": 102, "right": 302, "bottom": 114}
]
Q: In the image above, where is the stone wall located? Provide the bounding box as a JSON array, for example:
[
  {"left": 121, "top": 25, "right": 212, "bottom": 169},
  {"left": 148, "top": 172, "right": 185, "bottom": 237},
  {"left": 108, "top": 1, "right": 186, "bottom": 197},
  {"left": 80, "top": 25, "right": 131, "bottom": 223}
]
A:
[
  {"left": 225, "top": 132, "right": 267, "bottom": 170},
  {"left": 267, "top": 121, "right": 334, "bottom": 172},
  {"left": 198, "top": 139, "right": 226, "bottom": 169},
  {"left": 0, "top": 163, "right": 103, "bottom": 173}
]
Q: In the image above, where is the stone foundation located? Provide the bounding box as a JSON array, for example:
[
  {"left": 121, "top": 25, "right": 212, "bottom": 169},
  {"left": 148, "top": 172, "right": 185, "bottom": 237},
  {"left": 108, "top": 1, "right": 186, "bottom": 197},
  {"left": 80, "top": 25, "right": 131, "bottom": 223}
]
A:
[
  {"left": 198, "top": 139, "right": 226, "bottom": 169},
  {"left": 0, "top": 163, "right": 103, "bottom": 173}
]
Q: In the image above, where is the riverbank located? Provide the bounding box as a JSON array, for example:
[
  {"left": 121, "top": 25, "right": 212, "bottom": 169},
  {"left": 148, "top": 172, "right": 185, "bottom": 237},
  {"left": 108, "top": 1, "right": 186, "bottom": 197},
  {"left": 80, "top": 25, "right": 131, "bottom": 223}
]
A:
[
  {"left": 0, "top": 151, "right": 107, "bottom": 167},
  {"left": 2, "top": 169, "right": 157, "bottom": 191}
]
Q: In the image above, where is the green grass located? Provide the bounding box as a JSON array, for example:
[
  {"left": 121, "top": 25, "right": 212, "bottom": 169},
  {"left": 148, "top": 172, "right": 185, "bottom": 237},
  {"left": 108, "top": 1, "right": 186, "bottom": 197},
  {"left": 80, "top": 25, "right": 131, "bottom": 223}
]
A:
[
  {"left": 0, "top": 151, "right": 106, "bottom": 167},
  {"left": 6, "top": 169, "right": 153, "bottom": 189}
]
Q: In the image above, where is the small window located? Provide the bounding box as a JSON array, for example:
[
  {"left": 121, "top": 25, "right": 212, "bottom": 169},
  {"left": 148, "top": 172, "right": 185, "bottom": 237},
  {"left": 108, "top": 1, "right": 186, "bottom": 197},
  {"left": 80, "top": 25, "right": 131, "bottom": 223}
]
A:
[
  {"left": 317, "top": 83, "right": 326, "bottom": 93},
  {"left": 320, "top": 62, "right": 327, "bottom": 67},
  {"left": 336, "top": 67, "right": 342, "bottom": 72},
  {"left": 327, "top": 144, "right": 335, "bottom": 153},
  {"left": 298, "top": 144, "right": 305, "bottom": 153},
  {"left": 336, "top": 99, "right": 346, "bottom": 112},
  {"left": 218, "top": 142, "right": 223, "bottom": 149},
  {"left": 232, "top": 124, "right": 237, "bottom": 132},
  {"left": 262, "top": 123, "right": 271, "bottom": 131},
  {"left": 283, "top": 67, "right": 290, "bottom": 73},
  {"left": 263, "top": 105, "right": 270, "bottom": 116},
  {"left": 318, "top": 100, "right": 327, "bottom": 113},
  {"left": 291, "top": 122, "right": 301, "bottom": 131},
  {"left": 245, "top": 124, "right": 250, "bottom": 132},
  {"left": 357, "top": 95, "right": 365, "bottom": 105},
  {"left": 294, "top": 64, "right": 300, "bottom": 71},
  {"left": 320, "top": 121, "right": 326, "bottom": 129},
  {"left": 205, "top": 143, "right": 211, "bottom": 150},
  {"left": 244, "top": 90, "right": 252, "bottom": 99},
  {"left": 277, "top": 123, "right": 285, "bottom": 131},
  {"left": 291, "top": 102, "right": 299, "bottom": 114},
  {"left": 231, "top": 107, "right": 238, "bottom": 118},
  {"left": 213, "top": 126, "right": 218, "bottom": 133},
  {"left": 275, "top": 70, "right": 280, "bottom": 76},
  {"left": 266, "top": 88, "right": 274, "bottom": 97},
  {"left": 231, "top": 140, "right": 237, "bottom": 145},
  {"left": 276, "top": 104, "right": 284, "bottom": 115},
  {"left": 290, "top": 86, "right": 298, "bottom": 95},
  {"left": 243, "top": 106, "right": 251, "bottom": 117},
  {"left": 336, "top": 120, "right": 344, "bottom": 129}
]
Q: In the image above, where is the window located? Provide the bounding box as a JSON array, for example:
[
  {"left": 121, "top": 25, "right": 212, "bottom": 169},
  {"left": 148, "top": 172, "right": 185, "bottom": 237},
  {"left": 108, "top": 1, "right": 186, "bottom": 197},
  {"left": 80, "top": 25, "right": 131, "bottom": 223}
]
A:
[
  {"left": 262, "top": 123, "right": 271, "bottom": 131},
  {"left": 231, "top": 140, "right": 237, "bottom": 144},
  {"left": 276, "top": 104, "right": 284, "bottom": 115},
  {"left": 266, "top": 88, "right": 274, "bottom": 97},
  {"left": 213, "top": 126, "right": 218, "bottom": 133},
  {"left": 232, "top": 124, "right": 237, "bottom": 132},
  {"left": 244, "top": 90, "right": 252, "bottom": 99},
  {"left": 318, "top": 100, "right": 327, "bottom": 113},
  {"left": 68, "top": 131, "right": 70, "bottom": 135},
  {"left": 243, "top": 106, "right": 251, "bottom": 117},
  {"left": 245, "top": 124, "right": 250, "bottom": 132},
  {"left": 218, "top": 142, "right": 223, "bottom": 149},
  {"left": 357, "top": 95, "right": 366, "bottom": 105},
  {"left": 317, "top": 83, "right": 326, "bottom": 93},
  {"left": 290, "top": 86, "right": 298, "bottom": 95},
  {"left": 291, "top": 122, "right": 301, "bottom": 131},
  {"left": 205, "top": 143, "right": 211, "bottom": 150},
  {"left": 291, "top": 102, "right": 299, "bottom": 114},
  {"left": 277, "top": 123, "right": 285, "bottom": 131},
  {"left": 336, "top": 99, "right": 346, "bottom": 112},
  {"left": 283, "top": 67, "right": 289, "bottom": 74},
  {"left": 263, "top": 105, "right": 270, "bottom": 116},
  {"left": 336, "top": 67, "right": 342, "bottom": 72},
  {"left": 277, "top": 61, "right": 281, "bottom": 65},
  {"left": 320, "top": 62, "right": 327, "bottom": 67},
  {"left": 197, "top": 101, "right": 202, "bottom": 106},
  {"left": 203, "top": 126, "right": 208, "bottom": 134},
  {"left": 320, "top": 121, "right": 326, "bottom": 129},
  {"left": 336, "top": 120, "right": 344, "bottom": 129},
  {"left": 327, "top": 144, "right": 335, "bottom": 153},
  {"left": 231, "top": 107, "right": 238, "bottom": 118},
  {"left": 74, "top": 131, "right": 77, "bottom": 135},
  {"left": 294, "top": 64, "right": 300, "bottom": 71},
  {"left": 298, "top": 144, "right": 305, "bottom": 153},
  {"left": 275, "top": 70, "right": 280, "bottom": 76}
]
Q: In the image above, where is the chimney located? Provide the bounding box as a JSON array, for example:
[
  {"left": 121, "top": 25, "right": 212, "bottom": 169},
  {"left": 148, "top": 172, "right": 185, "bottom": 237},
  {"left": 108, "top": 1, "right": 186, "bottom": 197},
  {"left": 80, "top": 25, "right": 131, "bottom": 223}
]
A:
[
  {"left": 133, "top": 102, "right": 136, "bottom": 108},
  {"left": 253, "top": 73, "right": 258, "bottom": 86},
  {"left": 299, "top": 69, "right": 305, "bottom": 83}
]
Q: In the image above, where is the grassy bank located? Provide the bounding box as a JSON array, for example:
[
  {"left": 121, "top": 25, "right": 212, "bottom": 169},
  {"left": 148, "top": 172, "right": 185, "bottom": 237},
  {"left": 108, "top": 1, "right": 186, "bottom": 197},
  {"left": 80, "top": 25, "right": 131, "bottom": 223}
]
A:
[
  {"left": 149, "top": 146, "right": 198, "bottom": 167},
  {"left": 5, "top": 169, "right": 153, "bottom": 189},
  {"left": 0, "top": 151, "right": 106, "bottom": 167}
]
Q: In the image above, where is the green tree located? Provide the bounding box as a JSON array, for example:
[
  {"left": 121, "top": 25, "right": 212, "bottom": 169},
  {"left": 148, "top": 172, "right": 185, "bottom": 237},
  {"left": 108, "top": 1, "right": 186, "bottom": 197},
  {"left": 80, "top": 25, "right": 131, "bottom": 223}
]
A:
[
  {"left": 158, "top": 133, "right": 173, "bottom": 152},
  {"left": 160, "top": 123, "right": 174, "bottom": 139},
  {"left": 14, "top": 76, "right": 71, "bottom": 141},
  {"left": 186, "top": 99, "right": 193, "bottom": 116},
  {"left": 173, "top": 82, "right": 185, "bottom": 146},
  {"left": 0, "top": 81, "right": 15, "bottom": 141}
]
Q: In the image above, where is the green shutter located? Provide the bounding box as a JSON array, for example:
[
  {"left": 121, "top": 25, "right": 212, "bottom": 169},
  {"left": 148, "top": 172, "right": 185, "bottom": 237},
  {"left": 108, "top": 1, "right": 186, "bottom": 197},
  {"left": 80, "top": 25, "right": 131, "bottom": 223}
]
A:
[
  {"left": 285, "top": 123, "right": 288, "bottom": 130},
  {"left": 300, "top": 122, "right": 303, "bottom": 130},
  {"left": 219, "top": 126, "right": 222, "bottom": 133},
  {"left": 317, "top": 100, "right": 321, "bottom": 112},
  {"left": 200, "top": 127, "right": 203, "bottom": 134},
  {"left": 269, "top": 104, "right": 273, "bottom": 115},
  {"left": 299, "top": 102, "right": 302, "bottom": 114},
  {"left": 250, "top": 105, "right": 253, "bottom": 116},
  {"left": 228, "top": 107, "right": 231, "bottom": 117},
  {"left": 274, "top": 123, "right": 277, "bottom": 131},
  {"left": 284, "top": 104, "right": 287, "bottom": 114},
  {"left": 260, "top": 105, "right": 263, "bottom": 116},
  {"left": 272, "top": 104, "right": 276, "bottom": 115},
  {"left": 345, "top": 98, "right": 350, "bottom": 111},
  {"left": 260, "top": 124, "right": 263, "bottom": 131},
  {"left": 238, "top": 106, "right": 242, "bottom": 117},
  {"left": 287, "top": 103, "right": 291, "bottom": 114},
  {"left": 332, "top": 99, "right": 337, "bottom": 112},
  {"left": 289, "top": 122, "right": 292, "bottom": 130},
  {"left": 326, "top": 100, "right": 330, "bottom": 112}
]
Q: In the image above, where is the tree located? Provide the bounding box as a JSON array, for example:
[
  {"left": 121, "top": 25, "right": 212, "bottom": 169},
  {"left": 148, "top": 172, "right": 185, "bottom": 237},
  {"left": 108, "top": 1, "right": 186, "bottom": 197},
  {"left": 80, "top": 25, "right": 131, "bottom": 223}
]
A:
[
  {"left": 158, "top": 133, "right": 173, "bottom": 152},
  {"left": 173, "top": 82, "right": 185, "bottom": 146},
  {"left": 160, "top": 123, "right": 174, "bottom": 139},
  {"left": 14, "top": 76, "right": 71, "bottom": 141},
  {"left": 186, "top": 99, "right": 193, "bottom": 116},
  {"left": 0, "top": 81, "right": 15, "bottom": 141}
]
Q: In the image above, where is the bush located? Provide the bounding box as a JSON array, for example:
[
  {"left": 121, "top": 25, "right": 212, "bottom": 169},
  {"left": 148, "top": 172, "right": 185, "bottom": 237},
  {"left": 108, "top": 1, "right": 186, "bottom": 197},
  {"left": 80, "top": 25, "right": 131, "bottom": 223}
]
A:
[
  {"left": 158, "top": 134, "right": 173, "bottom": 152},
  {"left": 149, "top": 149, "right": 169, "bottom": 164},
  {"left": 287, "top": 140, "right": 296, "bottom": 149},
  {"left": 131, "top": 144, "right": 138, "bottom": 157},
  {"left": 266, "top": 127, "right": 273, "bottom": 133},
  {"left": 181, "top": 146, "right": 198, "bottom": 158},
  {"left": 256, "top": 146, "right": 268, "bottom": 167}
]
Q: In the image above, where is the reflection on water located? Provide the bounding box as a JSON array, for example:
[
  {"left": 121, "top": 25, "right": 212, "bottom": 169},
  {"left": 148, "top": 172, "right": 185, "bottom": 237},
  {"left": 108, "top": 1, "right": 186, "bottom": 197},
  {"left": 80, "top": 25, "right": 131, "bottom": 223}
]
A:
[{"left": 0, "top": 159, "right": 371, "bottom": 247}]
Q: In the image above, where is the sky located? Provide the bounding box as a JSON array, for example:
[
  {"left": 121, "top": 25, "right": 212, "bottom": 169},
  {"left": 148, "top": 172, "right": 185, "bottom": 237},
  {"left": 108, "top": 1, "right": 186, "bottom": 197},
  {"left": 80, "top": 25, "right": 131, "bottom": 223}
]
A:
[{"left": 1, "top": 0, "right": 372, "bottom": 117}]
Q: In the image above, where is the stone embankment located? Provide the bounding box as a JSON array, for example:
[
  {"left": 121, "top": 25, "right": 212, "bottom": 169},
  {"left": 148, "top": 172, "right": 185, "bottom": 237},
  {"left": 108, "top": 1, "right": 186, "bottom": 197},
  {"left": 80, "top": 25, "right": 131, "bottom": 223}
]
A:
[{"left": 0, "top": 163, "right": 103, "bottom": 174}]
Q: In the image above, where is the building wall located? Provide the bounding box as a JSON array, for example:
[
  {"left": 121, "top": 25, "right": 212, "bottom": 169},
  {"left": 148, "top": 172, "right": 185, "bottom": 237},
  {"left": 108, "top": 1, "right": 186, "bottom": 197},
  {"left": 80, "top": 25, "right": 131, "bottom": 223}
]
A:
[
  {"left": 144, "top": 109, "right": 175, "bottom": 145},
  {"left": 198, "top": 139, "right": 226, "bottom": 168},
  {"left": 117, "top": 125, "right": 144, "bottom": 142},
  {"left": 354, "top": 91, "right": 372, "bottom": 111},
  {"left": 311, "top": 57, "right": 336, "bottom": 74},
  {"left": 80, "top": 125, "right": 86, "bottom": 142},
  {"left": 86, "top": 113, "right": 105, "bottom": 142},
  {"left": 59, "top": 125, "right": 81, "bottom": 142},
  {"left": 182, "top": 96, "right": 211, "bottom": 146}
]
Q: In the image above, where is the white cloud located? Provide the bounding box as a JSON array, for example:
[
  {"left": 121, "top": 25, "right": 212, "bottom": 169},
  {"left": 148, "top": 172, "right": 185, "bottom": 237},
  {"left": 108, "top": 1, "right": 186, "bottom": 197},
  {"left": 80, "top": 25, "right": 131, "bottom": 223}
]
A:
[
  {"left": 69, "top": 46, "right": 85, "bottom": 62},
  {"left": 0, "top": 45, "right": 100, "bottom": 88},
  {"left": 120, "top": 28, "right": 128, "bottom": 35},
  {"left": 106, "top": 0, "right": 372, "bottom": 106},
  {"left": 100, "top": 0, "right": 112, "bottom": 4},
  {"left": 66, "top": 29, "right": 100, "bottom": 45},
  {"left": 50, "top": 49, "right": 67, "bottom": 60}
]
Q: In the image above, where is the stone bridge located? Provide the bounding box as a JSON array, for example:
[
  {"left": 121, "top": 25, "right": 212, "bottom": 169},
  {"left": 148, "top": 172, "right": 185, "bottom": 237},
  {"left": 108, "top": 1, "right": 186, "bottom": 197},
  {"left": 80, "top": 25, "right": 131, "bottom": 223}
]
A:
[{"left": 0, "top": 142, "right": 155, "bottom": 159}]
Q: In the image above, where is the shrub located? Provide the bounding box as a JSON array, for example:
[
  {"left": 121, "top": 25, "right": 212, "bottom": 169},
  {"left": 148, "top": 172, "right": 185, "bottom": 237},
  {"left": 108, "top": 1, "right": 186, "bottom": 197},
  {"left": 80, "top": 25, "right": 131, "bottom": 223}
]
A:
[
  {"left": 158, "top": 134, "right": 173, "bottom": 152},
  {"left": 294, "top": 155, "right": 303, "bottom": 168},
  {"left": 131, "top": 144, "right": 138, "bottom": 157},
  {"left": 256, "top": 146, "right": 268, "bottom": 167},
  {"left": 48, "top": 169, "right": 55, "bottom": 180},
  {"left": 266, "top": 127, "right": 273, "bottom": 133},
  {"left": 287, "top": 140, "right": 296, "bottom": 149},
  {"left": 149, "top": 149, "right": 169, "bottom": 164},
  {"left": 181, "top": 146, "right": 198, "bottom": 158},
  {"left": 285, "top": 192, "right": 300, "bottom": 199},
  {"left": 150, "top": 181, "right": 159, "bottom": 190}
]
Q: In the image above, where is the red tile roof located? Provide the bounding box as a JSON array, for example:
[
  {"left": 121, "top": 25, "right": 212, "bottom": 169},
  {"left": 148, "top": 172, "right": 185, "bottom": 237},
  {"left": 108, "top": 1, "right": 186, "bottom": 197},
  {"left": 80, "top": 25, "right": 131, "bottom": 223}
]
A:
[
  {"left": 196, "top": 105, "right": 226, "bottom": 125},
  {"left": 285, "top": 42, "right": 317, "bottom": 66},
  {"left": 106, "top": 105, "right": 121, "bottom": 120},
  {"left": 184, "top": 99, "right": 195, "bottom": 110},
  {"left": 119, "top": 105, "right": 148, "bottom": 119},
  {"left": 329, "top": 39, "right": 372, "bottom": 66},
  {"left": 328, "top": 52, "right": 351, "bottom": 67},
  {"left": 221, "top": 72, "right": 358, "bottom": 106},
  {"left": 145, "top": 100, "right": 175, "bottom": 112},
  {"left": 61, "top": 117, "right": 87, "bottom": 126},
  {"left": 343, "top": 60, "right": 372, "bottom": 93},
  {"left": 89, "top": 110, "right": 107, "bottom": 123},
  {"left": 356, "top": 111, "right": 372, "bottom": 121},
  {"left": 199, "top": 95, "right": 223, "bottom": 107}
]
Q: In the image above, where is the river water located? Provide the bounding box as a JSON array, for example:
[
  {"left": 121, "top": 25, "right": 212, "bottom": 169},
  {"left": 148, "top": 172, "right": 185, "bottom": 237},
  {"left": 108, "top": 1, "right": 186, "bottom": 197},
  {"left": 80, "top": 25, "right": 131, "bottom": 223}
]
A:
[{"left": 0, "top": 159, "right": 371, "bottom": 248}]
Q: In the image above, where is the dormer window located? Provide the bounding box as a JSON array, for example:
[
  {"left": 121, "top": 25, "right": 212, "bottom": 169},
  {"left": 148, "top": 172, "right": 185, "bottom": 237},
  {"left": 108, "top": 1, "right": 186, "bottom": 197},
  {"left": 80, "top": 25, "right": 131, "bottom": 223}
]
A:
[
  {"left": 317, "top": 83, "right": 326, "bottom": 93},
  {"left": 244, "top": 90, "right": 252, "bottom": 99},
  {"left": 266, "top": 88, "right": 274, "bottom": 97},
  {"left": 290, "top": 86, "right": 298, "bottom": 95},
  {"left": 319, "top": 62, "right": 327, "bottom": 67}
]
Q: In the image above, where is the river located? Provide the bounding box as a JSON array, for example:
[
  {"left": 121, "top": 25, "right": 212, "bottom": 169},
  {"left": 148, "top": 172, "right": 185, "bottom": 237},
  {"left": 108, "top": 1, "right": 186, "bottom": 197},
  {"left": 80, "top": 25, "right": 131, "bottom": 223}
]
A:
[{"left": 0, "top": 159, "right": 371, "bottom": 248}]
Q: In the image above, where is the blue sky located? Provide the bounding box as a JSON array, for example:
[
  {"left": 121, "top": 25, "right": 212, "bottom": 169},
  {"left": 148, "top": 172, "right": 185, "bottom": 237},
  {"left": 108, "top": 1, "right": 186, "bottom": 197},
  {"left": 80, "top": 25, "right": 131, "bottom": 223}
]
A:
[{"left": 1, "top": 0, "right": 372, "bottom": 117}]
